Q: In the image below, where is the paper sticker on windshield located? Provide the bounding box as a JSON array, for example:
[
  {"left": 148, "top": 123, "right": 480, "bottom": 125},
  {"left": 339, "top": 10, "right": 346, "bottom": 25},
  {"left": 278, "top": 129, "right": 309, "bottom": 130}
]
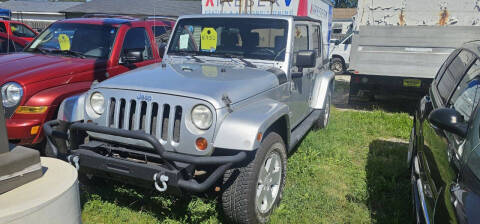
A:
[
  {"left": 58, "top": 34, "right": 71, "bottom": 51},
  {"left": 202, "top": 65, "right": 218, "bottom": 77},
  {"left": 179, "top": 34, "right": 189, "bottom": 50},
  {"left": 201, "top": 28, "right": 217, "bottom": 52}
]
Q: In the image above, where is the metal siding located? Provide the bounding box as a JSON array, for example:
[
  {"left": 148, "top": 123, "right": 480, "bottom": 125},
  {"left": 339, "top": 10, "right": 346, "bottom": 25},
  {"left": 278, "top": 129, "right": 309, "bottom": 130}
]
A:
[{"left": 350, "top": 26, "right": 480, "bottom": 78}]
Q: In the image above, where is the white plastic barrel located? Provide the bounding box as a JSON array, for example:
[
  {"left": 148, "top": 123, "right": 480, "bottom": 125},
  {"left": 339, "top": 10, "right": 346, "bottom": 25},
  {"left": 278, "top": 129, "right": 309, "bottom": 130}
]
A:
[{"left": 0, "top": 157, "right": 81, "bottom": 224}]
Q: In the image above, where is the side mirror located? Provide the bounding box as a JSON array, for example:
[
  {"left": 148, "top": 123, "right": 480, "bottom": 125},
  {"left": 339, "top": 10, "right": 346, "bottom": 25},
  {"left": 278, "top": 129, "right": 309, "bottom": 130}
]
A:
[
  {"left": 295, "top": 50, "right": 316, "bottom": 68},
  {"left": 428, "top": 108, "right": 468, "bottom": 138},
  {"left": 121, "top": 49, "right": 143, "bottom": 64},
  {"left": 158, "top": 43, "right": 167, "bottom": 58}
]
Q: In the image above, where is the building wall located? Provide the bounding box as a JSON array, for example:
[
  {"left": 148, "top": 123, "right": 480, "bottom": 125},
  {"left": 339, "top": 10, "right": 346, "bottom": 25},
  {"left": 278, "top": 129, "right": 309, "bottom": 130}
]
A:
[{"left": 11, "top": 12, "right": 67, "bottom": 31}]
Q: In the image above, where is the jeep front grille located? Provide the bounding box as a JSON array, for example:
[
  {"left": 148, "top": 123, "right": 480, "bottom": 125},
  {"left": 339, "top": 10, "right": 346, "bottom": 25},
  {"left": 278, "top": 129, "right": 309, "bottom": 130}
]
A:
[{"left": 106, "top": 98, "right": 183, "bottom": 143}]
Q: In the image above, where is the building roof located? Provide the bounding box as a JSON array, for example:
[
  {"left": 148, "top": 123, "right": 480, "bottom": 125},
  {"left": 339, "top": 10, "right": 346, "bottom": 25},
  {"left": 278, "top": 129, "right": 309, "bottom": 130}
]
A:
[
  {"left": 62, "top": 0, "right": 201, "bottom": 17},
  {"left": 333, "top": 8, "right": 356, "bottom": 20},
  {"left": 0, "top": 1, "right": 82, "bottom": 13}
]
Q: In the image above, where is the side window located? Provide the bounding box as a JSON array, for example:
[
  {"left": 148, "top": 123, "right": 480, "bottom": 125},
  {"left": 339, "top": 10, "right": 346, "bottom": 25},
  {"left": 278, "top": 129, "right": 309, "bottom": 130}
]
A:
[
  {"left": 10, "top": 24, "right": 35, "bottom": 38},
  {"left": 293, "top": 25, "right": 308, "bottom": 52},
  {"left": 344, "top": 36, "right": 352, "bottom": 45},
  {"left": 435, "top": 50, "right": 460, "bottom": 81},
  {"left": 312, "top": 25, "right": 321, "bottom": 58},
  {"left": 121, "top": 27, "right": 153, "bottom": 61},
  {"left": 0, "top": 23, "right": 6, "bottom": 33},
  {"left": 437, "top": 50, "right": 476, "bottom": 103},
  {"left": 152, "top": 25, "right": 172, "bottom": 47},
  {"left": 13, "top": 42, "right": 24, "bottom": 52},
  {"left": 0, "top": 37, "right": 15, "bottom": 53},
  {"left": 449, "top": 59, "right": 480, "bottom": 123}
]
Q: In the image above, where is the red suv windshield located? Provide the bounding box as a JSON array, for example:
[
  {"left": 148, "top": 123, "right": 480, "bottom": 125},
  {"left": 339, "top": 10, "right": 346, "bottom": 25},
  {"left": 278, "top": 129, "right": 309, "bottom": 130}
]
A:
[{"left": 26, "top": 23, "right": 118, "bottom": 59}]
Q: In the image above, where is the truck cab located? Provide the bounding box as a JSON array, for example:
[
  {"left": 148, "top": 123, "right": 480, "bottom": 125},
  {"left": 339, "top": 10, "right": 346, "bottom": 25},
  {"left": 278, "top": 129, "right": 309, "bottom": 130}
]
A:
[
  {"left": 0, "top": 20, "right": 38, "bottom": 42},
  {"left": 329, "top": 31, "right": 352, "bottom": 75},
  {"left": 45, "top": 13, "right": 334, "bottom": 224}
]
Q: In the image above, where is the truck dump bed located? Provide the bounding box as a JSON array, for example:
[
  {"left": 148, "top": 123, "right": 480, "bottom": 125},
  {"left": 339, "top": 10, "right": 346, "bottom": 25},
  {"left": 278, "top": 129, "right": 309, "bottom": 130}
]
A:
[
  {"left": 350, "top": 0, "right": 480, "bottom": 78},
  {"left": 350, "top": 26, "right": 480, "bottom": 78}
]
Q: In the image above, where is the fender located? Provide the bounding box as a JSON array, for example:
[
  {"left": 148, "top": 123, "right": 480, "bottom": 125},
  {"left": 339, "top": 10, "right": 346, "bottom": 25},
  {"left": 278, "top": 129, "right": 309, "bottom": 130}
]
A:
[
  {"left": 24, "top": 82, "right": 92, "bottom": 120},
  {"left": 213, "top": 99, "right": 290, "bottom": 151},
  {"left": 310, "top": 70, "right": 335, "bottom": 109},
  {"left": 57, "top": 93, "right": 86, "bottom": 122}
]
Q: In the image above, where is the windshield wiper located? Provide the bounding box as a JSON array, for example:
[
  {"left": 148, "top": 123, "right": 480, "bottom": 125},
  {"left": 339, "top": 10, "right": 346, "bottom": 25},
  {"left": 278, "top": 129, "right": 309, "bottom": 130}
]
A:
[
  {"left": 30, "top": 47, "right": 47, "bottom": 55},
  {"left": 220, "top": 53, "right": 256, "bottom": 68},
  {"left": 170, "top": 51, "right": 204, "bottom": 63},
  {"left": 50, "top": 49, "right": 86, "bottom": 59}
]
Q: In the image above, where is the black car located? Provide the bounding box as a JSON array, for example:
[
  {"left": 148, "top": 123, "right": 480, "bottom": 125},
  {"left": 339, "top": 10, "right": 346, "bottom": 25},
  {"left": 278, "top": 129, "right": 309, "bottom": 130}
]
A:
[{"left": 410, "top": 41, "right": 480, "bottom": 224}]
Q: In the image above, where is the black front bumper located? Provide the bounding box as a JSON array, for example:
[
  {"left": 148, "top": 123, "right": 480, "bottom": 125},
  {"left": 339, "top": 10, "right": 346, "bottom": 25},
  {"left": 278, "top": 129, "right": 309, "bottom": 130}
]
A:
[{"left": 43, "top": 120, "right": 247, "bottom": 193}]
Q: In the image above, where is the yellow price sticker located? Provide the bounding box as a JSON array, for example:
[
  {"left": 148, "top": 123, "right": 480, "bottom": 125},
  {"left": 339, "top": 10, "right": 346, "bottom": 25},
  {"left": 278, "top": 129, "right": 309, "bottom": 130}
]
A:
[
  {"left": 202, "top": 65, "right": 218, "bottom": 77},
  {"left": 58, "top": 34, "right": 71, "bottom": 51},
  {"left": 201, "top": 28, "right": 217, "bottom": 52}
]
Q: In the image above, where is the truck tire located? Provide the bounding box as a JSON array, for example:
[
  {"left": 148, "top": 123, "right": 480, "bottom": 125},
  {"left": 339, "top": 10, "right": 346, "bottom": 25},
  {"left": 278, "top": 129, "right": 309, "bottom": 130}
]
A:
[
  {"left": 314, "top": 87, "right": 332, "bottom": 129},
  {"left": 221, "top": 132, "right": 287, "bottom": 224},
  {"left": 330, "top": 57, "right": 345, "bottom": 75}
]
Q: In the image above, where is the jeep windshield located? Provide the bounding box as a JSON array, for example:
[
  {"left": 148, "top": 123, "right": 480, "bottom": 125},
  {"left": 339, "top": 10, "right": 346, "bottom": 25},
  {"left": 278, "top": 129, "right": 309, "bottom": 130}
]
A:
[
  {"left": 25, "top": 23, "right": 118, "bottom": 59},
  {"left": 168, "top": 18, "right": 288, "bottom": 61}
]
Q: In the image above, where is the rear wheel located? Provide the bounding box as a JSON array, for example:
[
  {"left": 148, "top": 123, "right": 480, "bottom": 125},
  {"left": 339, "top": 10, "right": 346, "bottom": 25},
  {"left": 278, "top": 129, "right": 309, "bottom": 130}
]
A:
[{"left": 221, "top": 132, "right": 287, "bottom": 224}]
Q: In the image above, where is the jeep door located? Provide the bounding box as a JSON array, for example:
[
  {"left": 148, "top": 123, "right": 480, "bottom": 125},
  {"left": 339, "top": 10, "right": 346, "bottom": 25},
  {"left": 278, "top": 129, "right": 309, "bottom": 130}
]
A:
[
  {"left": 289, "top": 23, "right": 313, "bottom": 126},
  {"left": 417, "top": 49, "right": 477, "bottom": 223},
  {"left": 108, "top": 25, "right": 158, "bottom": 77}
]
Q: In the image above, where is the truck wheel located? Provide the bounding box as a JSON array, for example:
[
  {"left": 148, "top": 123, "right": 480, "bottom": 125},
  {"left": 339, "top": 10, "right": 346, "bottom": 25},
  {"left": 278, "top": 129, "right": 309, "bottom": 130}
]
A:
[
  {"left": 314, "top": 87, "right": 332, "bottom": 129},
  {"left": 330, "top": 58, "right": 345, "bottom": 75},
  {"left": 221, "top": 132, "right": 287, "bottom": 224}
]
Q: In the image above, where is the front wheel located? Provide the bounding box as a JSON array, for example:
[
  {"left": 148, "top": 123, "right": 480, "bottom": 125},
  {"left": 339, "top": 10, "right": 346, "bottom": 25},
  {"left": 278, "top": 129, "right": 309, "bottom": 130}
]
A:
[
  {"left": 330, "top": 58, "right": 345, "bottom": 75},
  {"left": 221, "top": 132, "right": 287, "bottom": 224}
]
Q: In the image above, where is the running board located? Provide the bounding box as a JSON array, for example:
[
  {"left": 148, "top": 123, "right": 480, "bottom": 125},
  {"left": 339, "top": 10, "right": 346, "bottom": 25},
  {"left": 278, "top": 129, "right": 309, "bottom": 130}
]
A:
[{"left": 288, "top": 110, "right": 322, "bottom": 152}]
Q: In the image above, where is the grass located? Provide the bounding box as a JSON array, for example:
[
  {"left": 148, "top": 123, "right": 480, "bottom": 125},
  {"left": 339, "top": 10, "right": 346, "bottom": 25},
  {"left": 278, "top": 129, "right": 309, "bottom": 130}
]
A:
[{"left": 80, "top": 108, "right": 413, "bottom": 224}]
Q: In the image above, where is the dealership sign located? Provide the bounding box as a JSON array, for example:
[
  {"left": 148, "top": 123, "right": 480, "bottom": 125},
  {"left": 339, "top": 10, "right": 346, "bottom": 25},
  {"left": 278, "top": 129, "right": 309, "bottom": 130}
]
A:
[
  {"left": 202, "top": 0, "right": 331, "bottom": 21},
  {"left": 202, "top": 0, "right": 334, "bottom": 54}
]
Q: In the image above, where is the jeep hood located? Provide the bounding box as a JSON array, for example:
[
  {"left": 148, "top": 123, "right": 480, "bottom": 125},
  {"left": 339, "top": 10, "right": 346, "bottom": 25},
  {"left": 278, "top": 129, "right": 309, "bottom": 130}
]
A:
[
  {"left": 95, "top": 62, "right": 284, "bottom": 109},
  {"left": 0, "top": 53, "right": 99, "bottom": 85}
]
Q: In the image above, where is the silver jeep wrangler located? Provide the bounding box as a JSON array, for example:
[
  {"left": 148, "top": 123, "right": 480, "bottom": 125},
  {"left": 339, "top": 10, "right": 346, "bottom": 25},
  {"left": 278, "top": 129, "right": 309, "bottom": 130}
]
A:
[{"left": 45, "top": 15, "right": 334, "bottom": 224}]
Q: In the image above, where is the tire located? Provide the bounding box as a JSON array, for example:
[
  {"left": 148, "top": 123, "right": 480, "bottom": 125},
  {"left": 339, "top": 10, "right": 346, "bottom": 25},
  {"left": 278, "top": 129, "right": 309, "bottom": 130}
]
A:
[
  {"left": 221, "top": 132, "right": 287, "bottom": 224},
  {"left": 44, "top": 121, "right": 69, "bottom": 158},
  {"left": 330, "top": 57, "right": 345, "bottom": 75},
  {"left": 314, "top": 87, "right": 332, "bottom": 129}
]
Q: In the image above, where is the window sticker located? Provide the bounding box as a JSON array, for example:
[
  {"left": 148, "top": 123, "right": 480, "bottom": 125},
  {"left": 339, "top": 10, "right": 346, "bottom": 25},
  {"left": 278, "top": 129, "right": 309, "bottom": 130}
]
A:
[
  {"left": 202, "top": 65, "right": 218, "bottom": 77},
  {"left": 58, "top": 34, "right": 71, "bottom": 51},
  {"left": 201, "top": 27, "right": 217, "bottom": 52},
  {"left": 179, "top": 34, "right": 189, "bottom": 50}
]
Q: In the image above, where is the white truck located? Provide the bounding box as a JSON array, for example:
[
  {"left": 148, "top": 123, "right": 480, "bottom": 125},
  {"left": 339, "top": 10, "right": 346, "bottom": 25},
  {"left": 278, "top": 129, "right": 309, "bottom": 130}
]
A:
[
  {"left": 329, "top": 29, "right": 353, "bottom": 75},
  {"left": 349, "top": 0, "right": 480, "bottom": 101}
]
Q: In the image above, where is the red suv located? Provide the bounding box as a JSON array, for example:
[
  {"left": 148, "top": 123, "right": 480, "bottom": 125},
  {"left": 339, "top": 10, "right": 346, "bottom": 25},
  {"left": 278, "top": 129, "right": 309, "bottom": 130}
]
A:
[
  {"left": 0, "top": 20, "right": 38, "bottom": 42},
  {"left": 1, "top": 17, "right": 174, "bottom": 148},
  {"left": 0, "top": 32, "right": 28, "bottom": 53}
]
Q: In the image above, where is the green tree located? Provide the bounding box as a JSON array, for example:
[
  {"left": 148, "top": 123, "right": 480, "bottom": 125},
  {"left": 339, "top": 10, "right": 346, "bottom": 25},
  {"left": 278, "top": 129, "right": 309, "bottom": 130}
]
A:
[{"left": 334, "top": 0, "right": 357, "bottom": 8}]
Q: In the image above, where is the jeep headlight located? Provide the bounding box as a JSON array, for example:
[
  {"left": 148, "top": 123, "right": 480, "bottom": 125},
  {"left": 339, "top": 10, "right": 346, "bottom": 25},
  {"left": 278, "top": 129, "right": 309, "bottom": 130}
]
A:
[
  {"left": 1, "top": 82, "right": 23, "bottom": 108},
  {"left": 90, "top": 92, "right": 105, "bottom": 115},
  {"left": 191, "top": 104, "right": 212, "bottom": 130}
]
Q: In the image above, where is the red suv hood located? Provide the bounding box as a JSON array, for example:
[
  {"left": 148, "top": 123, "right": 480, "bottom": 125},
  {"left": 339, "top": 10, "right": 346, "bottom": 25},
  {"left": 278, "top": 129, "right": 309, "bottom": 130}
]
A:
[{"left": 0, "top": 53, "right": 98, "bottom": 85}]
